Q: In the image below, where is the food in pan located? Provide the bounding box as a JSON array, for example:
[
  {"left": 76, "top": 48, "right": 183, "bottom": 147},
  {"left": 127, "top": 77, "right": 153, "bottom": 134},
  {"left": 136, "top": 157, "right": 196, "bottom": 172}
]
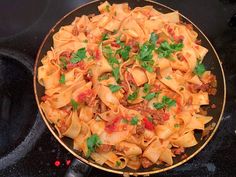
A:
[{"left": 38, "top": 1, "right": 217, "bottom": 170}]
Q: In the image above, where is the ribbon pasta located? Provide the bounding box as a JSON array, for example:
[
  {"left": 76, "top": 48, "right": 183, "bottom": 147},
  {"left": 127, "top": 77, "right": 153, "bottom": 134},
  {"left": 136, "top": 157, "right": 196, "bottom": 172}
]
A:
[{"left": 38, "top": 2, "right": 217, "bottom": 170}]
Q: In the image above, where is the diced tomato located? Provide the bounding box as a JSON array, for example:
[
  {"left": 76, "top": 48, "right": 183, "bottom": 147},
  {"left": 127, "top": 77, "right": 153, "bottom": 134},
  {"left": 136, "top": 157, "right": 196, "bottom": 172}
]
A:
[
  {"left": 77, "top": 89, "right": 93, "bottom": 102},
  {"left": 162, "top": 113, "right": 170, "bottom": 121},
  {"left": 41, "top": 95, "right": 49, "bottom": 102},
  {"left": 60, "top": 50, "right": 72, "bottom": 58},
  {"left": 111, "top": 42, "right": 120, "bottom": 48},
  {"left": 94, "top": 48, "right": 101, "bottom": 60},
  {"left": 67, "top": 61, "right": 85, "bottom": 70},
  {"left": 143, "top": 117, "right": 154, "bottom": 131},
  {"left": 151, "top": 83, "right": 160, "bottom": 92},
  {"left": 105, "top": 116, "right": 121, "bottom": 133},
  {"left": 173, "top": 35, "right": 184, "bottom": 43}
]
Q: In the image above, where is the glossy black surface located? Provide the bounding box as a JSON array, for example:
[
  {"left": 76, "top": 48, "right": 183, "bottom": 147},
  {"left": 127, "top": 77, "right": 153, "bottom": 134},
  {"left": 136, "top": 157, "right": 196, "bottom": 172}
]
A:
[{"left": 0, "top": 0, "right": 235, "bottom": 177}]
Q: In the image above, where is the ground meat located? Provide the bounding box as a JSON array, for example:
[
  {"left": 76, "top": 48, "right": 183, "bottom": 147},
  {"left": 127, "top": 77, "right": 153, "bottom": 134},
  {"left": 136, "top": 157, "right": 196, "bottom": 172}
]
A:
[
  {"left": 141, "top": 157, "right": 153, "bottom": 168},
  {"left": 172, "top": 147, "right": 185, "bottom": 155},
  {"left": 127, "top": 40, "right": 139, "bottom": 53},
  {"left": 59, "top": 50, "right": 73, "bottom": 59},
  {"left": 72, "top": 26, "right": 79, "bottom": 36},
  {"left": 136, "top": 124, "right": 145, "bottom": 135},
  {"left": 127, "top": 102, "right": 166, "bottom": 124},
  {"left": 96, "top": 144, "right": 112, "bottom": 153}
]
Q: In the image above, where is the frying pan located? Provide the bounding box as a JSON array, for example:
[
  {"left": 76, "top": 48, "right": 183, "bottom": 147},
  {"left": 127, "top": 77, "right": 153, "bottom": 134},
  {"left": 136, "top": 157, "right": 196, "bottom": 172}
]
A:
[{"left": 33, "top": 0, "right": 226, "bottom": 176}]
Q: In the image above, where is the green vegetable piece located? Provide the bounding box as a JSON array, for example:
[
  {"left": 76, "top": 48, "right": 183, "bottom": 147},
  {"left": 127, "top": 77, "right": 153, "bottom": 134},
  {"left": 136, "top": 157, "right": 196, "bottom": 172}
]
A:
[
  {"left": 149, "top": 32, "right": 158, "bottom": 45},
  {"left": 162, "top": 96, "right": 176, "bottom": 108},
  {"left": 130, "top": 116, "right": 139, "bottom": 125},
  {"left": 102, "top": 33, "right": 109, "bottom": 41},
  {"left": 165, "top": 76, "right": 172, "bottom": 80},
  {"left": 174, "top": 124, "right": 180, "bottom": 128},
  {"left": 148, "top": 116, "right": 153, "bottom": 122},
  {"left": 59, "top": 74, "right": 65, "bottom": 84},
  {"left": 112, "top": 67, "right": 120, "bottom": 82},
  {"left": 143, "top": 83, "right": 150, "bottom": 93},
  {"left": 156, "top": 41, "right": 183, "bottom": 59},
  {"left": 59, "top": 57, "right": 67, "bottom": 69},
  {"left": 108, "top": 84, "right": 122, "bottom": 93},
  {"left": 86, "top": 134, "right": 102, "bottom": 157},
  {"left": 105, "top": 5, "right": 110, "bottom": 12},
  {"left": 153, "top": 102, "right": 165, "bottom": 110},
  {"left": 143, "top": 92, "right": 156, "bottom": 101},
  {"left": 98, "top": 74, "right": 110, "bottom": 81},
  {"left": 128, "top": 90, "right": 139, "bottom": 101},
  {"left": 194, "top": 61, "right": 206, "bottom": 76},
  {"left": 71, "top": 99, "right": 79, "bottom": 110},
  {"left": 116, "top": 161, "right": 121, "bottom": 167},
  {"left": 70, "top": 48, "right": 87, "bottom": 63},
  {"left": 117, "top": 45, "right": 131, "bottom": 60}
]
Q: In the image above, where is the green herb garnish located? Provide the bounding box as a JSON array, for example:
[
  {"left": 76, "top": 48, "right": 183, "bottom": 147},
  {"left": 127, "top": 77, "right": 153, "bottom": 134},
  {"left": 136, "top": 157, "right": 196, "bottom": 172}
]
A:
[
  {"left": 105, "top": 5, "right": 110, "bottom": 12},
  {"left": 143, "top": 83, "right": 150, "bottom": 93},
  {"left": 128, "top": 90, "right": 139, "bottom": 101},
  {"left": 112, "top": 67, "right": 120, "bottom": 83},
  {"left": 70, "top": 48, "right": 87, "bottom": 63},
  {"left": 153, "top": 96, "right": 176, "bottom": 110},
  {"left": 130, "top": 116, "right": 139, "bottom": 125},
  {"left": 71, "top": 99, "right": 79, "bottom": 110},
  {"left": 59, "top": 57, "right": 67, "bottom": 69},
  {"left": 165, "top": 76, "right": 172, "bottom": 80},
  {"left": 59, "top": 74, "right": 65, "bottom": 84},
  {"left": 117, "top": 45, "right": 131, "bottom": 60},
  {"left": 193, "top": 61, "right": 206, "bottom": 76},
  {"left": 98, "top": 74, "right": 110, "bottom": 81},
  {"left": 149, "top": 32, "right": 158, "bottom": 45},
  {"left": 174, "top": 124, "right": 180, "bottom": 128},
  {"left": 102, "top": 33, "right": 109, "bottom": 41},
  {"left": 156, "top": 41, "right": 183, "bottom": 59},
  {"left": 116, "top": 161, "right": 121, "bottom": 167},
  {"left": 86, "top": 134, "right": 102, "bottom": 157},
  {"left": 108, "top": 84, "right": 122, "bottom": 93},
  {"left": 143, "top": 92, "right": 156, "bottom": 101}
]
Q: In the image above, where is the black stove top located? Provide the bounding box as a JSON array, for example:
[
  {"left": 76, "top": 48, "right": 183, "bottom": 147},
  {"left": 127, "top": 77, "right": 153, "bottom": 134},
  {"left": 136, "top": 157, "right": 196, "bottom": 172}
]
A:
[{"left": 0, "top": 0, "right": 236, "bottom": 177}]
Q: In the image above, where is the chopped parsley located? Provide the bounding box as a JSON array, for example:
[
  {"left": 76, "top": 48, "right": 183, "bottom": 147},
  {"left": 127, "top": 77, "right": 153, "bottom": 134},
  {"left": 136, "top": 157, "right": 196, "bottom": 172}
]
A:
[
  {"left": 102, "top": 46, "right": 113, "bottom": 58},
  {"left": 98, "top": 74, "right": 110, "bottom": 81},
  {"left": 102, "top": 33, "right": 109, "bottom": 41},
  {"left": 59, "top": 57, "right": 67, "bottom": 69},
  {"left": 165, "top": 76, "right": 172, "bottom": 80},
  {"left": 128, "top": 90, "right": 139, "bottom": 101},
  {"left": 143, "top": 83, "right": 150, "bottom": 93},
  {"left": 105, "top": 5, "right": 110, "bottom": 12},
  {"left": 59, "top": 74, "right": 65, "bottom": 84},
  {"left": 193, "top": 61, "right": 206, "bottom": 76},
  {"left": 122, "top": 118, "right": 129, "bottom": 124},
  {"left": 86, "top": 134, "right": 102, "bottom": 157},
  {"left": 115, "top": 161, "right": 121, "bottom": 167},
  {"left": 70, "top": 48, "right": 87, "bottom": 63},
  {"left": 174, "top": 123, "right": 180, "bottom": 128},
  {"left": 149, "top": 32, "right": 158, "bottom": 45},
  {"left": 130, "top": 116, "right": 139, "bottom": 125},
  {"left": 143, "top": 92, "right": 156, "bottom": 101},
  {"left": 108, "top": 84, "right": 122, "bottom": 93},
  {"left": 112, "top": 67, "right": 120, "bottom": 83},
  {"left": 117, "top": 45, "right": 131, "bottom": 60},
  {"left": 71, "top": 99, "right": 79, "bottom": 110},
  {"left": 153, "top": 96, "right": 176, "bottom": 110},
  {"left": 156, "top": 41, "right": 183, "bottom": 59},
  {"left": 148, "top": 116, "right": 153, "bottom": 122}
]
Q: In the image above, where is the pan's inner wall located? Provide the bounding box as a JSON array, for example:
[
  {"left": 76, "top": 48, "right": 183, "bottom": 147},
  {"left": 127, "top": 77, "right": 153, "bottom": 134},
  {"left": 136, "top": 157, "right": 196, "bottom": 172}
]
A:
[{"left": 35, "top": 0, "right": 225, "bottom": 174}]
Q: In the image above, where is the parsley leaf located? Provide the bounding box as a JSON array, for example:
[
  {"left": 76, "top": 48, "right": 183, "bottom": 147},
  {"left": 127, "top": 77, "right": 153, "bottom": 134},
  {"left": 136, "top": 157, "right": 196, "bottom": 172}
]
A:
[
  {"left": 116, "top": 161, "right": 121, "bottom": 167},
  {"left": 112, "top": 67, "right": 120, "bottom": 82},
  {"left": 108, "top": 84, "right": 121, "bottom": 93},
  {"left": 174, "top": 123, "right": 180, "bottom": 128},
  {"left": 156, "top": 41, "right": 183, "bottom": 59},
  {"left": 153, "top": 102, "right": 165, "bottom": 109},
  {"left": 105, "top": 5, "right": 110, "bottom": 12},
  {"left": 153, "top": 95, "right": 176, "bottom": 110},
  {"left": 98, "top": 74, "right": 110, "bottom": 81},
  {"left": 193, "top": 61, "right": 206, "bottom": 76},
  {"left": 71, "top": 48, "right": 87, "bottom": 63},
  {"left": 117, "top": 45, "right": 131, "bottom": 60},
  {"left": 141, "top": 60, "right": 154, "bottom": 72},
  {"left": 71, "top": 99, "right": 79, "bottom": 110},
  {"left": 143, "top": 92, "right": 156, "bottom": 101},
  {"left": 59, "top": 74, "right": 65, "bottom": 84},
  {"left": 102, "top": 33, "right": 109, "bottom": 41},
  {"left": 130, "top": 116, "right": 139, "bottom": 125},
  {"left": 122, "top": 118, "right": 129, "bottom": 124},
  {"left": 162, "top": 96, "right": 176, "bottom": 108},
  {"left": 165, "top": 76, "right": 172, "bottom": 80},
  {"left": 86, "top": 134, "right": 102, "bottom": 157},
  {"left": 102, "top": 46, "right": 113, "bottom": 58},
  {"left": 149, "top": 32, "right": 158, "bottom": 45},
  {"left": 148, "top": 116, "right": 153, "bottom": 122},
  {"left": 107, "top": 56, "right": 119, "bottom": 66},
  {"left": 128, "top": 90, "right": 139, "bottom": 101},
  {"left": 59, "top": 57, "right": 67, "bottom": 69},
  {"left": 143, "top": 83, "right": 150, "bottom": 93}
]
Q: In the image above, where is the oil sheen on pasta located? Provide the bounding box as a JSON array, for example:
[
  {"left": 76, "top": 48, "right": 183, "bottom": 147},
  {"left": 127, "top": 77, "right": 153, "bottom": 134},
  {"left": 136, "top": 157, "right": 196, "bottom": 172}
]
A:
[{"left": 38, "top": 1, "right": 217, "bottom": 170}]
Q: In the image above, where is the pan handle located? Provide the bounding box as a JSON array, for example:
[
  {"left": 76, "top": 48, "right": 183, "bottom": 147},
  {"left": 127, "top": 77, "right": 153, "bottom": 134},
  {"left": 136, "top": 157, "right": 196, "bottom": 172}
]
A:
[{"left": 65, "top": 159, "right": 92, "bottom": 177}]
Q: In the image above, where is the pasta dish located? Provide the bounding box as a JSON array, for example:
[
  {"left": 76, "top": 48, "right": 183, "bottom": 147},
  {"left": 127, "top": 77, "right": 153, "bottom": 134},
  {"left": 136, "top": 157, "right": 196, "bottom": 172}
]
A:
[{"left": 38, "top": 2, "right": 217, "bottom": 170}]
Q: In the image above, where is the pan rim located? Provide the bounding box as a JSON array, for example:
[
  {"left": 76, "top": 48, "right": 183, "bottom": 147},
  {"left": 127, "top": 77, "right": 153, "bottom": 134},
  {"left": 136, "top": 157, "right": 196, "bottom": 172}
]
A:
[{"left": 33, "top": 0, "right": 226, "bottom": 175}]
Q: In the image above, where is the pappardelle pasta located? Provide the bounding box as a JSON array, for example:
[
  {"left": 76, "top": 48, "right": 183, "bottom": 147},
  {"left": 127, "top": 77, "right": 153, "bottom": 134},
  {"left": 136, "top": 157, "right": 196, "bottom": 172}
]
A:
[{"left": 38, "top": 2, "right": 217, "bottom": 170}]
